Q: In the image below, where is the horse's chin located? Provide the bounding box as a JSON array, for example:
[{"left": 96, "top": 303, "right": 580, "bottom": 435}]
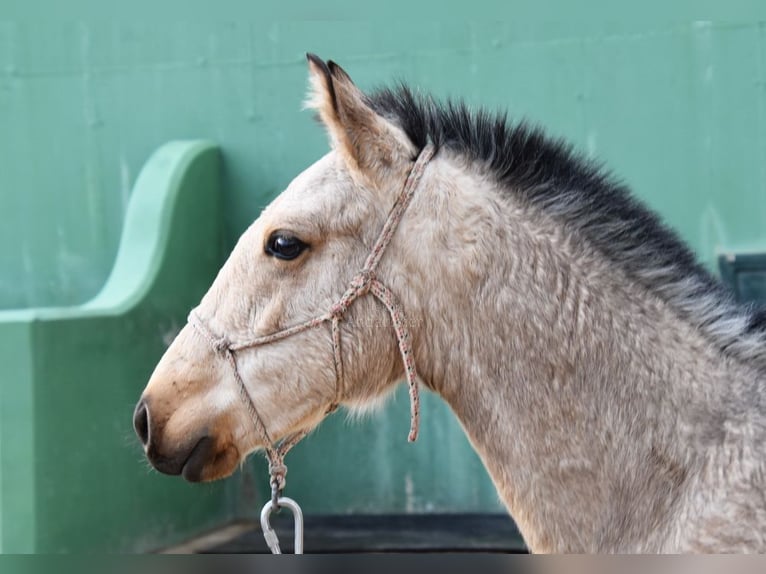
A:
[{"left": 182, "top": 440, "right": 241, "bottom": 483}]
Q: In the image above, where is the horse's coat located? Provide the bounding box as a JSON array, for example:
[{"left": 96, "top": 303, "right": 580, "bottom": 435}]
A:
[{"left": 134, "top": 55, "right": 766, "bottom": 552}]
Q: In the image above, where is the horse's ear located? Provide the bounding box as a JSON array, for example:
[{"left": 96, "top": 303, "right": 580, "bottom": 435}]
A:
[{"left": 305, "top": 53, "right": 414, "bottom": 183}]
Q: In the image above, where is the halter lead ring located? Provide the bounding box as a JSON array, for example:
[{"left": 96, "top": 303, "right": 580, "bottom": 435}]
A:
[
  {"left": 260, "top": 496, "right": 304, "bottom": 554},
  {"left": 188, "top": 144, "right": 436, "bottom": 550}
]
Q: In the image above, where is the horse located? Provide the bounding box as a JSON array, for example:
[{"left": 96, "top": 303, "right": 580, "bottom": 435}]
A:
[{"left": 133, "top": 54, "right": 766, "bottom": 553}]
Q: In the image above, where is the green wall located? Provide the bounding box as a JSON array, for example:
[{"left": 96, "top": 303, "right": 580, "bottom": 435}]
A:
[
  {"left": 0, "top": 141, "right": 235, "bottom": 552},
  {"left": 5, "top": 19, "right": 766, "bottom": 310},
  {"left": 2, "top": 13, "right": 766, "bottom": 549}
]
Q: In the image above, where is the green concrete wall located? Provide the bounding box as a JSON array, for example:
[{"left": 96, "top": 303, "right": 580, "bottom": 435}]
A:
[
  {"left": 2, "top": 13, "right": 766, "bottom": 550},
  {"left": 5, "top": 19, "right": 766, "bottom": 311},
  {"left": 0, "top": 141, "right": 235, "bottom": 552}
]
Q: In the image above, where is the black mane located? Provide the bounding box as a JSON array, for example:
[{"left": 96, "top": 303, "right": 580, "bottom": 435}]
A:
[{"left": 369, "top": 84, "right": 766, "bottom": 370}]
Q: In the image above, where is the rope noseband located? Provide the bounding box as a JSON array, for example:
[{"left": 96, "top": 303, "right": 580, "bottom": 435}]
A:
[{"left": 188, "top": 144, "right": 436, "bottom": 498}]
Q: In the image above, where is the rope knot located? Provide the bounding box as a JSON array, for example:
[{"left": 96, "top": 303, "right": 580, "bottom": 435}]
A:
[
  {"left": 331, "top": 270, "right": 375, "bottom": 320},
  {"left": 330, "top": 302, "right": 348, "bottom": 320},
  {"left": 350, "top": 269, "right": 375, "bottom": 293},
  {"left": 268, "top": 461, "right": 287, "bottom": 491}
]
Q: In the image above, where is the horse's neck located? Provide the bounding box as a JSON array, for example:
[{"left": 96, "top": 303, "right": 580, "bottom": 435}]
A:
[{"left": 408, "top": 162, "right": 753, "bottom": 552}]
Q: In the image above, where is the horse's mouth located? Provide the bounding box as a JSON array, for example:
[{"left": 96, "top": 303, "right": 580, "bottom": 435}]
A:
[
  {"left": 145, "top": 437, "right": 207, "bottom": 478},
  {"left": 180, "top": 436, "right": 214, "bottom": 482},
  {"left": 146, "top": 435, "right": 240, "bottom": 483}
]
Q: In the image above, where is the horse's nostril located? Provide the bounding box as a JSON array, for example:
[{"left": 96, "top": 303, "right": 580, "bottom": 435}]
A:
[{"left": 133, "top": 399, "right": 150, "bottom": 447}]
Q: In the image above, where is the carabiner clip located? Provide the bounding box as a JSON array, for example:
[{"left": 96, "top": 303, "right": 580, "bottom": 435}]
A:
[{"left": 260, "top": 496, "right": 304, "bottom": 554}]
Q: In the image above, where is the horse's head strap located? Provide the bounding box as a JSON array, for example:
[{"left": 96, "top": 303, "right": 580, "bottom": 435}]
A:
[{"left": 188, "top": 144, "right": 436, "bottom": 491}]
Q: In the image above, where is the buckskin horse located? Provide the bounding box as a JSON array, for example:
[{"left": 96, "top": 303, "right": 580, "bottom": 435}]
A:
[{"left": 134, "top": 54, "right": 766, "bottom": 552}]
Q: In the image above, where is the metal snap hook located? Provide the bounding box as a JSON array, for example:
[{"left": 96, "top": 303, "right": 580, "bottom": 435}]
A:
[{"left": 260, "top": 496, "right": 304, "bottom": 554}]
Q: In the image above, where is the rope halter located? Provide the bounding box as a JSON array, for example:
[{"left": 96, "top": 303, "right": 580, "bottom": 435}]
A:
[{"left": 188, "top": 143, "right": 436, "bottom": 497}]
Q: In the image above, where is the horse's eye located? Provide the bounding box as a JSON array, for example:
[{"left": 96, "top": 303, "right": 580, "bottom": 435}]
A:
[{"left": 265, "top": 232, "right": 308, "bottom": 261}]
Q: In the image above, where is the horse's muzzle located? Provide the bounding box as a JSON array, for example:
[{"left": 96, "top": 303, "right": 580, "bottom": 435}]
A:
[{"left": 133, "top": 397, "right": 210, "bottom": 481}]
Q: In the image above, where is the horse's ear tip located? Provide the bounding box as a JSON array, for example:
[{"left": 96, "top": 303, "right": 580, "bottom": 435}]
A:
[
  {"left": 327, "top": 60, "right": 352, "bottom": 82},
  {"left": 306, "top": 52, "right": 325, "bottom": 69},
  {"left": 307, "top": 53, "right": 335, "bottom": 80}
]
